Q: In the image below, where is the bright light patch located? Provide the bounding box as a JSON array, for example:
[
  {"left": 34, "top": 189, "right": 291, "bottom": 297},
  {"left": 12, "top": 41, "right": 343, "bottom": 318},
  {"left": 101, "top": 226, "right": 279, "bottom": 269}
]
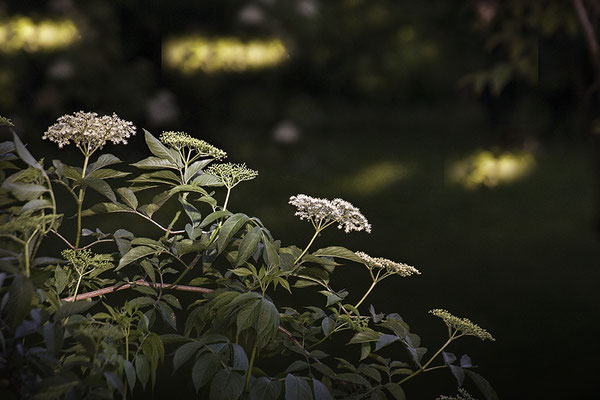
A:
[
  {"left": 448, "top": 150, "right": 534, "bottom": 189},
  {"left": 341, "top": 161, "right": 408, "bottom": 195},
  {"left": 163, "top": 36, "right": 287, "bottom": 73},
  {"left": 0, "top": 16, "right": 79, "bottom": 53}
]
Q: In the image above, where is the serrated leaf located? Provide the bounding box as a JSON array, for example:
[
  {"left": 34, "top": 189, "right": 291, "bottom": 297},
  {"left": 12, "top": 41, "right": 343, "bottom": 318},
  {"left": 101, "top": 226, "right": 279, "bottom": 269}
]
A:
[
  {"left": 132, "top": 156, "right": 178, "bottom": 170},
  {"left": 158, "top": 301, "right": 177, "bottom": 330},
  {"left": 21, "top": 199, "right": 52, "bottom": 213},
  {"left": 285, "top": 374, "right": 312, "bottom": 400},
  {"left": 135, "top": 354, "right": 150, "bottom": 390},
  {"left": 123, "top": 359, "right": 136, "bottom": 391},
  {"left": 184, "top": 159, "right": 212, "bottom": 182},
  {"left": 8, "top": 183, "right": 47, "bottom": 201},
  {"left": 88, "top": 153, "right": 121, "bottom": 172},
  {"left": 312, "top": 379, "right": 333, "bottom": 400},
  {"left": 262, "top": 234, "right": 279, "bottom": 270},
  {"left": 217, "top": 213, "right": 249, "bottom": 254},
  {"left": 55, "top": 300, "right": 97, "bottom": 320},
  {"left": 144, "top": 129, "right": 177, "bottom": 163},
  {"left": 348, "top": 330, "right": 381, "bottom": 344},
  {"left": 193, "top": 173, "right": 224, "bottom": 187},
  {"left": 248, "top": 377, "right": 282, "bottom": 400},
  {"left": 117, "top": 246, "right": 158, "bottom": 270},
  {"left": 200, "top": 210, "right": 232, "bottom": 228},
  {"left": 87, "top": 168, "right": 129, "bottom": 180},
  {"left": 13, "top": 133, "right": 42, "bottom": 170},
  {"left": 209, "top": 369, "right": 244, "bottom": 400},
  {"left": 465, "top": 370, "right": 499, "bottom": 400},
  {"left": 173, "top": 341, "right": 204, "bottom": 371},
  {"left": 82, "top": 177, "right": 116, "bottom": 202},
  {"left": 192, "top": 353, "right": 222, "bottom": 392},
  {"left": 375, "top": 334, "right": 400, "bottom": 351},
  {"left": 335, "top": 373, "right": 371, "bottom": 387},
  {"left": 116, "top": 187, "right": 138, "bottom": 209},
  {"left": 312, "top": 246, "right": 362, "bottom": 263},
  {"left": 236, "top": 227, "right": 261, "bottom": 266},
  {"left": 7, "top": 275, "right": 33, "bottom": 327},
  {"left": 384, "top": 383, "right": 406, "bottom": 400}
]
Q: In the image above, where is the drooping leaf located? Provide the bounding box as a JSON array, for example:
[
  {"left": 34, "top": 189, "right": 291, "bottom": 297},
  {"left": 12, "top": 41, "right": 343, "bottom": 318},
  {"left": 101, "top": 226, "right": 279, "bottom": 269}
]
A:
[
  {"left": 20, "top": 199, "right": 52, "bottom": 213},
  {"left": 43, "top": 322, "right": 64, "bottom": 355},
  {"left": 248, "top": 377, "right": 282, "bottom": 400},
  {"left": 104, "top": 371, "right": 124, "bottom": 395},
  {"left": 87, "top": 168, "right": 129, "bottom": 180},
  {"left": 375, "top": 334, "right": 400, "bottom": 351},
  {"left": 88, "top": 153, "right": 121, "bottom": 172},
  {"left": 384, "top": 383, "right": 406, "bottom": 400},
  {"left": 135, "top": 354, "right": 150, "bottom": 390},
  {"left": 55, "top": 300, "right": 97, "bottom": 319},
  {"left": 465, "top": 370, "right": 499, "bottom": 400},
  {"left": 209, "top": 369, "right": 244, "bottom": 400},
  {"left": 193, "top": 173, "right": 224, "bottom": 187},
  {"left": 173, "top": 341, "right": 205, "bottom": 371},
  {"left": 132, "top": 156, "right": 178, "bottom": 170},
  {"left": 200, "top": 210, "right": 232, "bottom": 228},
  {"left": 285, "top": 374, "right": 313, "bottom": 400},
  {"left": 7, "top": 275, "right": 33, "bottom": 326},
  {"left": 158, "top": 301, "right": 177, "bottom": 330},
  {"left": 312, "top": 379, "right": 333, "bottom": 400},
  {"left": 7, "top": 183, "right": 47, "bottom": 201},
  {"left": 13, "top": 133, "right": 42, "bottom": 170},
  {"left": 348, "top": 330, "right": 382, "bottom": 345},
  {"left": 236, "top": 227, "right": 261, "bottom": 266},
  {"left": 217, "top": 213, "right": 249, "bottom": 254},
  {"left": 82, "top": 177, "right": 117, "bottom": 202},
  {"left": 123, "top": 359, "right": 136, "bottom": 391},
  {"left": 449, "top": 364, "right": 465, "bottom": 386},
  {"left": 192, "top": 353, "right": 222, "bottom": 392}
]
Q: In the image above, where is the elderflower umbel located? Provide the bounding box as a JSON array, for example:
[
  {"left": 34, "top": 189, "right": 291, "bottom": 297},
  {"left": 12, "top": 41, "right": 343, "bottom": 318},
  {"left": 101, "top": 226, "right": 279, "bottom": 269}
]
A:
[
  {"left": 61, "top": 248, "right": 113, "bottom": 273},
  {"left": 160, "top": 131, "right": 227, "bottom": 160},
  {"left": 355, "top": 251, "right": 420, "bottom": 277},
  {"left": 205, "top": 162, "right": 258, "bottom": 188},
  {"left": 43, "top": 111, "right": 135, "bottom": 154},
  {"left": 288, "top": 194, "right": 372, "bottom": 233},
  {"left": 429, "top": 309, "right": 495, "bottom": 341}
]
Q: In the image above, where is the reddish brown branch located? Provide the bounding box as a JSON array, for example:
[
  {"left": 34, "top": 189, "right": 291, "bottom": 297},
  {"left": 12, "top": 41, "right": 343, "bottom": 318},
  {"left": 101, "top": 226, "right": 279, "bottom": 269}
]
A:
[{"left": 60, "top": 279, "right": 310, "bottom": 356}]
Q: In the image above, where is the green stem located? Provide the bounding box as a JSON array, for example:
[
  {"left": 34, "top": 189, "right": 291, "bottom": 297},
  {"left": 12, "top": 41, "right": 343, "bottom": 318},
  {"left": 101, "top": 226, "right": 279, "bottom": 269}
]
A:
[
  {"left": 294, "top": 229, "right": 321, "bottom": 265},
  {"left": 164, "top": 210, "right": 182, "bottom": 239},
  {"left": 354, "top": 279, "right": 379, "bottom": 309},
  {"left": 72, "top": 273, "right": 83, "bottom": 302},
  {"left": 23, "top": 237, "right": 31, "bottom": 277},
  {"left": 75, "top": 155, "right": 90, "bottom": 248},
  {"left": 223, "top": 187, "right": 232, "bottom": 211},
  {"left": 243, "top": 341, "right": 258, "bottom": 400},
  {"left": 398, "top": 333, "right": 458, "bottom": 385},
  {"left": 307, "top": 322, "right": 347, "bottom": 349}
]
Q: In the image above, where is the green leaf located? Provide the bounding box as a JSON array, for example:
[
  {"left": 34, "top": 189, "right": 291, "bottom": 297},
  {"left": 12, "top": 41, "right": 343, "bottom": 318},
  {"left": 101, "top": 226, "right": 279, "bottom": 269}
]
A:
[
  {"left": 192, "top": 353, "right": 222, "bottom": 392},
  {"left": 7, "top": 275, "right": 33, "bottom": 326},
  {"left": 158, "top": 301, "right": 177, "bottom": 330},
  {"left": 21, "top": 199, "right": 52, "bottom": 213},
  {"left": 348, "top": 330, "right": 382, "bottom": 344},
  {"left": 130, "top": 170, "right": 181, "bottom": 185},
  {"left": 236, "top": 227, "right": 261, "bottom": 266},
  {"left": 116, "top": 187, "right": 138, "bottom": 209},
  {"left": 88, "top": 153, "right": 121, "bottom": 172},
  {"left": 312, "top": 379, "right": 333, "bottom": 400},
  {"left": 184, "top": 159, "right": 212, "bottom": 182},
  {"left": 312, "top": 246, "right": 362, "bottom": 263},
  {"left": 369, "top": 389, "right": 386, "bottom": 400},
  {"left": 173, "top": 341, "right": 204, "bottom": 371},
  {"left": 135, "top": 354, "right": 150, "bottom": 390},
  {"left": 104, "top": 371, "right": 124, "bottom": 395},
  {"left": 209, "top": 369, "right": 244, "bottom": 400},
  {"left": 81, "top": 202, "right": 131, "bottom": 216},
  {"left": 132, "top": 156, "right": 178, "bottom": 170},
  {"left": 82, "top": 177, "right": 117, "bottom": 202},
  {"left": 384, "top": 383, "right": 406, "bottom": 400},
  {"left": 335, "top": 373, "right": 371, "bottom": 387},
  {"left": 117, "top": 246, "right": 158, "bottom": 270},
  {"left": 248, "top": 377, "right": 282, "bottom": 400},
  {"left": 179, "top": 196, "right": 202, "bottom": 225},
  {"left": 13, "top": 133, "right": 42, "bottom": 170},
  {"left": 217, "top": 213, "right": 249, "bottom": 254},
  {"left": 465, "top": 370, "right": 499, "bottom": 400},
  {"left": 193, "top": 173, "right": 224, "bottom": 187},
  {"left": 144, "top": 129, "right": 177, "bottom": 163},
  {"left": 54, "top": 266, "right": 68, "bottom": 294},
  {"left": 262, "top": 234, "right": 279, "bottom": 270},
  {"left": 321, "top": 317, "right": 334, "bottom": 336},
  {"left": 8, "top": 183, "right": 47, "bottom": 201},
  {"left": 375, "top": 334, "right": 400, "bottom": 351},
  {"left": 43, "top": 322, "right": 64, "bottom": 355},
  {"left": 127, "top": 297, "right": 155, "bottom": 309},
  {"left": 87, "top": 168, "right": 129, "bottom": 180},
  {"left": 200, "top": 210, "right": 232, "bottom": 228},
  {"left": 55, "top": 300, "right": 97, "bottom": 320},
  {"left": 169, "top": 184, "right": 209, "bottom": 197},
  {"left": 123, "top": 359, "right": 136, "bottom": 391},
  {"left": 142, "top": 332, "right": 164, "bottom": 388},
  {"left": 162, "top": 294, "right": 182, "bottom": 310},
  {"left": 285, "top": 374, "right": 313, "bottom": 400}
]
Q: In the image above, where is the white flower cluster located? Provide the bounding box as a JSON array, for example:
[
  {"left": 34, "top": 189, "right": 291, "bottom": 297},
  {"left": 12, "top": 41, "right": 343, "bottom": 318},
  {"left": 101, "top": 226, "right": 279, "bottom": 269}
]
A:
[
  {"left": 205, "top": 162, "right": 258, "bottom": 188},
  {"left": 43, "top": 111, "right": 136, "bottom": 152},
  {"left": 288, "top": 194, "right": 372, "bottom": 233},
  {"left": 355, "top": 251, "right": 420, "bottom": 277}
]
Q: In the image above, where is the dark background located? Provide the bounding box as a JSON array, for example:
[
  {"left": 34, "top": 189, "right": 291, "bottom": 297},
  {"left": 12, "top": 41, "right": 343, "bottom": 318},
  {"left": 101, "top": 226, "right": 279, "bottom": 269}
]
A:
[{"left": 1, "top": 1, "right": 599, "bottom": 398}]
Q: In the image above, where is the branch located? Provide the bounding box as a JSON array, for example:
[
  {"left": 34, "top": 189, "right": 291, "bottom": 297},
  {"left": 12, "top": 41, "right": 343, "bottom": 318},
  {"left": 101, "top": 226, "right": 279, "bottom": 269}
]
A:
[{"left": 61, "top": 279, "right": 313, "bottom": 357}]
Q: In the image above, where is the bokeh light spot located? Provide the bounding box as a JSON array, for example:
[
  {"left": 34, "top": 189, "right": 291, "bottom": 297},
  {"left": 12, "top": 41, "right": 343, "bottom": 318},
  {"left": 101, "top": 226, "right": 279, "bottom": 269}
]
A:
[{"left": 0, "top": 16, "right": 79, "bottom": 53}]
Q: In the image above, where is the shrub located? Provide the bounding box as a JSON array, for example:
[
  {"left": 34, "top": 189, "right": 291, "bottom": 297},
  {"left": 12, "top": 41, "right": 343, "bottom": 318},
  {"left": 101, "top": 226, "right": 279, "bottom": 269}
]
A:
[{"left": 0, "top": 113, "right": 497, "bottom": 400}]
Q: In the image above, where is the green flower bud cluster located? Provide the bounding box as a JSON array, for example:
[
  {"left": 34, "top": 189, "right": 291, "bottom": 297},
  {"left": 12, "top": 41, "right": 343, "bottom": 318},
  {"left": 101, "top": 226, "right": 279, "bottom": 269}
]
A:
[
  {"left": 355, "top": 251, "right": 420, "bottom": 277},
  {"left": 205, "top": 162, "right": 258, "bottom": 189},
  {"left": 429, "top": 309, "right": 495, "bottom": 341},
  {"left": 61, "top": 248, "right": 113, "bottom": 273},
  {"left": 437, "top": 388, "right": 478, "bottom": 400},
  {"left": 159, "top": 131, "right": 227, "bottom": 160}
]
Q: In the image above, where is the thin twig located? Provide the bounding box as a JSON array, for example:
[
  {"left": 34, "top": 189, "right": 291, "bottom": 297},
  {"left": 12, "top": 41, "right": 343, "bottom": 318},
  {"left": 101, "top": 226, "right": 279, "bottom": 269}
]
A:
[
  {"left": 51, "top": 229, "right": 75, "bottom": 249},
  {"left": 81, "top": 238, "right": 114, "bottom": 250}
]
